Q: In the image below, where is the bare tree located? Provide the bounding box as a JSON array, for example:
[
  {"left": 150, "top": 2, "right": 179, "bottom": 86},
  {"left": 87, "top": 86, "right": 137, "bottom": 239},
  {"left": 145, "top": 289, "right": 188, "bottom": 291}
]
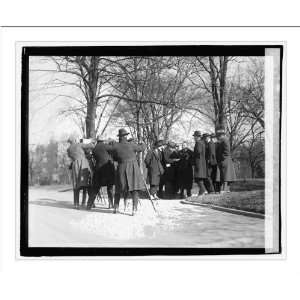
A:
[
  {"left": 190, "top": 56, "right": 233, "bottom": 130},
  {"left": 32, "top": 56, "right": 120, "bottom": 138}
]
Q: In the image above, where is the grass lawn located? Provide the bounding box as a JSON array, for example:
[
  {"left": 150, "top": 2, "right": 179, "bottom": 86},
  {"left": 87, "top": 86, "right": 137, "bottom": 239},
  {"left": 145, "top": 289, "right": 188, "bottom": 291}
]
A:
[
  {"left": 189, "top": 179, "right": 265, "bottom": 214},
  {"left": 196, "top": 190, "right": 265, "bottom": 214}
]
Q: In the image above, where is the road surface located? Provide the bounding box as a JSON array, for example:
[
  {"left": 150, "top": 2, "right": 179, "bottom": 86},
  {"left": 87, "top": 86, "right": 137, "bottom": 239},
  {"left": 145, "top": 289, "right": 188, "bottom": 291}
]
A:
[{"left": 28, "top": 188, "right": 264, "bottom": 248}]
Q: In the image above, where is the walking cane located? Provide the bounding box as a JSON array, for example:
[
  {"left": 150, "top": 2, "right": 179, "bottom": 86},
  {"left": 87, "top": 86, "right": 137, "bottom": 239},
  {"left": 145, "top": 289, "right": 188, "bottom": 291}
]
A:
[{"left": 141, "top": 175, "right": 158, "bottom": 213}]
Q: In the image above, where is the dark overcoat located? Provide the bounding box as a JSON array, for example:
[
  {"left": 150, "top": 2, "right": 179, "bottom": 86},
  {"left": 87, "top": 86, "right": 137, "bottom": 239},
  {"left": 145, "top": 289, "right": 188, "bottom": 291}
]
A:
[
  {"left": 108, "top": 140, "right": 145, "bottom": 193},
  {"left": 193, "top": 140, "right": 207, "bottom": 179},
  {"left": 176, "top": 148, "right": 194, "bottom": 189},
  {"left": 216, "top": 137, "right": 236, "bottom": 182},
  {"left": 162, "top": 148, "right": 179, "bottom": 182},
  {"left": 144, "top": 149, "right": 164, "bottom": 186},
  {"left": 205, "top": 141, "right": 219, "bottom": 181},
  {"left": 67, "top": 143, "right": 92, "bottom": 189},
  {"left": 92, "top": 142, "right": 115, "bottom": 187}
]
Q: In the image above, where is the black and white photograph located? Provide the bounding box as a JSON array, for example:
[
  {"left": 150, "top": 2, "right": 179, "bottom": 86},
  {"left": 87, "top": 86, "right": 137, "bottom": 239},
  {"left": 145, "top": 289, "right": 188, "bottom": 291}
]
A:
[{"left": 20, "top": 44, "right": 283, "bottom": 256}]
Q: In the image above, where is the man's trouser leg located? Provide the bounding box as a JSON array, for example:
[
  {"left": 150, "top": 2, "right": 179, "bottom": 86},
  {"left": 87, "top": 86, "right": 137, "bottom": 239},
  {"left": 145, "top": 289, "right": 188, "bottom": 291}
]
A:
[
  {"left": 132, "top": 190, "right": 139, "bottom": 214},
  {"left": 107, "top": 184, "right": 114, "bottom": 208},
  {"left": 186, "top": 188, "right": 192, "bottom": 197},
  {"left": 150, "top": 185, "right": 158, "bottom": 196},
  {"left": 158, "top": 179, "right": 164, "bottom": 196},
  {"left": 82, "top": 188, "right": 87, "bottom": 206},
  {"left": 87, "top": 184, "right": 99, "bottom": 210},
  {"left": 114, "top": 192, "right": 121, "bottom": 213},
  {"left": 73, "top": 188, "right": 80, "bottom": 208},
  {"left": 196, "top": 179, "right": 207, "bottom": 195},
  {"left": 204, "top": 177, "right": 215, "bottom": 193}
]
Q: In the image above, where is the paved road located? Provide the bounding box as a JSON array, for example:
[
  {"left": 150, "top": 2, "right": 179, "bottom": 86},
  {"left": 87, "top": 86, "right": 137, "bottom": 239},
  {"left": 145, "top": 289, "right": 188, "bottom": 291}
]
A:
[{"left": 29, "top": 188, "right": 264, "bottom": 248}]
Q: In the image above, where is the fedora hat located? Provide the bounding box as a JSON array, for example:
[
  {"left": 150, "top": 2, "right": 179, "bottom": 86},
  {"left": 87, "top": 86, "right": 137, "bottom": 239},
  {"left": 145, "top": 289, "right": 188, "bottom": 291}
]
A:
[
  {"left": 117, "top": 128, "right": 129, "bottom": 137},
  {"left": 193, "top": 130, "right": 201, "bottom": 137}
]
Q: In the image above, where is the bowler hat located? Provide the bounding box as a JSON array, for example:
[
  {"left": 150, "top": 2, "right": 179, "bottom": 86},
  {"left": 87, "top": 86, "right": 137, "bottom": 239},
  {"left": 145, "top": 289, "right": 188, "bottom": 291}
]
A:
[
  {"left": 193, "top": 130, "right": 201, "bottom": 137},
  {"left": 117, "top": 128, "right": 129, "bottom": 137},
  {"left": 202, "top": 133, "right": 210, "bottom": 139}
]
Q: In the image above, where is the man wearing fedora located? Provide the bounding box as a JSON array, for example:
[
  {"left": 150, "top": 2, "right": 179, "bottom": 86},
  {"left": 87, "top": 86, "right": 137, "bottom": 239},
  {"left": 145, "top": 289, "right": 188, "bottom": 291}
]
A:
[
  {"left": 202, "top": 133, "right": 216, "bottom": 194},
  {"left": 161, "top": 141, "right": 180, "bottom": 197},
  {"left": 209, "top": 134, "right": 220, "bottom": 192},
  {"left": 176, "top": 141, "right": 194, "bottom": 199},
  {"left": 86, "top": 135, "right": 115, "bottom": 210},
  {"left": 108, "top": 128, "right": 146, "bottom": 215},
  {"left": 67, "top": 136, "right": 93, "bottom": 209},
  {"left": 144, "top": 140, "right": 165, "bottom": 199},
  {"left": 193, "top": 131, "right": 208, "bottom": 196},
  {"left": 215, "top": 128, "right": 236, "bottom": 193}
]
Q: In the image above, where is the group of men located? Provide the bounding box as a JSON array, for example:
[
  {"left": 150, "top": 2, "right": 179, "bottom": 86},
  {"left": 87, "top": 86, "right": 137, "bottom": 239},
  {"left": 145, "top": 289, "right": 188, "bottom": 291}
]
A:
[
  {"left": 144, "top": 128, "right": 236, "bottom": 201},
  {"left": 66, "top": 127, "right": 236, "bottom": 216}
]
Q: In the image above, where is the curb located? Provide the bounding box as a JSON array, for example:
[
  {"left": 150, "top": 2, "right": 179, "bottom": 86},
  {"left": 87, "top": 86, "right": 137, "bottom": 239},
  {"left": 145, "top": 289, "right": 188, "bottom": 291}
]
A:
[{"left": 181, "top": 200, "right": 265, "bottom": 219}]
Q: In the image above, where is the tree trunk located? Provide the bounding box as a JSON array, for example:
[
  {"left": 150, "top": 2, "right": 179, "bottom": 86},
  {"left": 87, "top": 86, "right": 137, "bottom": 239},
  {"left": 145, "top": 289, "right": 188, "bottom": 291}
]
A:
[{"left": 86, "top": 102, "right": 96, "bottom": 138}]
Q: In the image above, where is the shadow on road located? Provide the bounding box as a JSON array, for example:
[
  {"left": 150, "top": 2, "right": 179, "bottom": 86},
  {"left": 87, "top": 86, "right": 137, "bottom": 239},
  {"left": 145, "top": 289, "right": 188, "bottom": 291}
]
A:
[{"left": 30, "top": 198, "right": 115, "bottom": 214}]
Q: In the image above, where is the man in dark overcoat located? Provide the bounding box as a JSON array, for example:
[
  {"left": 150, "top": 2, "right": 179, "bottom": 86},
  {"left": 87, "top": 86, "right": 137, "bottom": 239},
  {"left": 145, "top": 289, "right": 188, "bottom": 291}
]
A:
[
  {"left": 161, "top": 141, "right": 180, "bottom": 197},
  {"left": 144, "top": 140, "right": 165, "bottom": 199},
  {"left": 215, "top": 128, "right": 236, "bottom": 193},
  {"left": 108, "top": 129, "right": 146, "bottom": 215},
  {"left": 203, "top": 133, "right": 216, "bottom": 193},
  {"left": 176, "top": 141, "right": 194, "bottom": 199},
  {"left": 209, "top": 134, "right": 220, "bottom": 192},
  {"left": 86, "top": 137, "right": 115, "bottom": 210},
  {"left": 193, "top": 131, "right": 208, "bottom": 196},
  {"left": 67, "top": 137, "right": 92, "bottom": 209}
]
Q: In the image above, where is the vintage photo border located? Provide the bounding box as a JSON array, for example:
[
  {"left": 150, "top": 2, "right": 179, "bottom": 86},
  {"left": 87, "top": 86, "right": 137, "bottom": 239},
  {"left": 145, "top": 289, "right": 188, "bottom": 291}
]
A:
[{"left": 18, "top": 43, "right": 284, "bottom": 257}]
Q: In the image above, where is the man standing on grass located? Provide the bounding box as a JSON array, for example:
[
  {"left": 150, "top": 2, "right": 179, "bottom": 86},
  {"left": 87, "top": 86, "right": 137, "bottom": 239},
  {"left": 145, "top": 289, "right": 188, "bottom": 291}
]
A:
[
  {"left": 202, "top": 133, "right": 216, "bottom": 194},
  {"left": 193, "top": 131, "right": 208, "bottom": 196},
  {"left": 210, "top": 134, "right": 220, "bottom": 192},
  {"left": 215, "top": 128, "right": 236, "bottom": 193},
  {"left": 108, "top": 128, "right": 146, "bottom": 216}
]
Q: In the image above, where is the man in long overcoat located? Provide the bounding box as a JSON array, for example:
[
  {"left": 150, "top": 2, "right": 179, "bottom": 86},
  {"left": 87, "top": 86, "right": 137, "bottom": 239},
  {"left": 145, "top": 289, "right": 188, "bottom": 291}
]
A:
[
  {"left": 193, "top": 131, "right": 208, "bottom": 195},
  {"left": 203, "top": 133, "right": 216, "bottom": 193},
  {"left": 108, "top": 128, "right": 146, "bottom": 215},
  {"left": 67, "top": 137, "right": 92, "bottom": 209},
  {"left": 176, "top": 142, "right": 194, "bottom": 199},
  {"left": 209, "top": 134, "right": 220, "bottom": 192},
  {"left": 161, "top": 141, "right": 180, "bottom": 197},
  {"left": 144, "top": 140, "right": 165, "bottom": 199},
  {"left": 215, "top": 128, "right": 236, "bottom": 192},
  {"left": 86, "top": 137, "right": 115, "bottom": 210}
]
